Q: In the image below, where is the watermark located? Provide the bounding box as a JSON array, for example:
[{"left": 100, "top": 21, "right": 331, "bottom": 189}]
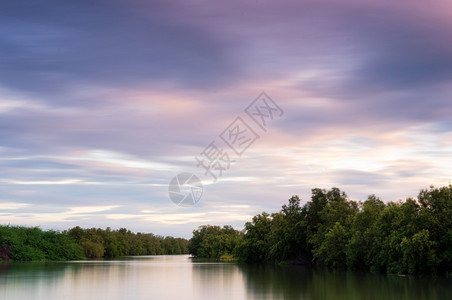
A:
[
  {"left": 245, "top": 93, "right": 284, "bottom": 132},
  {"left": 219, "top": 117, "right": 259, "bottom": 156},
  {"left": 168, "top": 173, "right": 203, "bottom": 206},
  {"left": 168, "top": 92, "right": 283, "bottom": 206}
]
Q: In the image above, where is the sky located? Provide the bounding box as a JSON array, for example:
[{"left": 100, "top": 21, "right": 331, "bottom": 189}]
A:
[{"left": 1, "top": 0, "right": 452, "bottom": 238}]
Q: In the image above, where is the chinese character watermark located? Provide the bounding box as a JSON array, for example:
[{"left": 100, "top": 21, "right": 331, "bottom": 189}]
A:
[
  {"left": 168, "top": 92, "right": 283, "bottom": 206},
  {"left": 220, "top": 117, "right": 259, "bottom": 157},
  {"left": 245, "top": 92, "right": 284, "bottom": 132},
  {"left": 195, "top": 141, "right": 230, "bottom": 182}
]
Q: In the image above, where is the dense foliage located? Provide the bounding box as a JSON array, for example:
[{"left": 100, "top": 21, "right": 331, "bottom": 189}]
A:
[
  {"left": 0, "top": 226, "right": 189, "bottom": 261},
  {"left": 188, "top": 225, "right": 243, "bottom": 259},
  {"left": 68, "top": 227, "right": 189, "bottom": 258},
  {"left": 190, "top": 185, "right": 452, "bottom": 275},
  {"left": 0, "top": 226, "right": 84, "bottom": 261}
]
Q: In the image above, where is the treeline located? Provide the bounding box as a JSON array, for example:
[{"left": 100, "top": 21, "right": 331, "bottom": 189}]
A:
[
  {"left": 0, "top": 226, "right": 188, "bottom": 261},
  {"left": 68, "top": 227, "right": 188, "bottom": 258},
  {"left": 0, "top": 226, "right": 84, "bottom": 261},
  {"left": 189, "top": 185, "right": 452, "bottom": 275}
]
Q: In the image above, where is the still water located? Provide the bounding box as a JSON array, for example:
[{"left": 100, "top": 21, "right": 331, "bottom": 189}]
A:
[{"left": 0, "top": 255, "right": 450, "bottom": 300}]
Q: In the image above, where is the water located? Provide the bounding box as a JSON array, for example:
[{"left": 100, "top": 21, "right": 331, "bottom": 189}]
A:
[{"left": 0, "top": 255, "right": 450, "bottom": 300}]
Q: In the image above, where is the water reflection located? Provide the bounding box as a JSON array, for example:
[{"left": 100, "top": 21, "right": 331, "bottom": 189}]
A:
[
  {"left": 0, "top": 256, "right": 450, "bottom": 300},
  {"left": 238, "top": 263, "right": 452, "bottom": 300}
]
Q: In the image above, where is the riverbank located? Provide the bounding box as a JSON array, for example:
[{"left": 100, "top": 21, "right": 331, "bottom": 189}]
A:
[
  {"left": 188, "top": 185, "right": 452, "bottom": 276},
  {"left": 0, "top": 225, "right": 188, "bottom": 261}
]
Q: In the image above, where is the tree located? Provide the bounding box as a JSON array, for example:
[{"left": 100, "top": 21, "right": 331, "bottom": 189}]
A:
[
  {"left": 314, "top": 222, "right": 347, "bottom": 268},
  {"left": 400, "top": 230, "right": 438, "bottom": 274},
  {"left": 188, "top": 225, "right": 242, "bottom": 259},
  {"left": 268, "top": 196, "right": 309, "bottom": 261},
  {"left": 236, "top": 212, "right": 272, "bottom": 262}
]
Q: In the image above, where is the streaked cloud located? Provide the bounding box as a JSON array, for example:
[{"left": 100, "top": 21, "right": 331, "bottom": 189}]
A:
[
  {"left": 68, "top": 205, "right": 121, "bottom": 214},
  {"left": 0, "top": 0, "right": 451, "bottom": 237},
  {"left": 3, "top": 179, "right": 83, "bottom": 185},
  {"left": 0, "top": 202, "right": 30, "bottom": 210}
]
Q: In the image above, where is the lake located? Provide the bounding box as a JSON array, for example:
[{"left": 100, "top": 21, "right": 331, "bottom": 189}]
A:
[{"left": 0, "top": 255, "right": 450, "bottom": 300}]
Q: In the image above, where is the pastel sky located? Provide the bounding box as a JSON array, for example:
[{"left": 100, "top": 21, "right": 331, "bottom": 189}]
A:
[{"left": 1, "top": 0, "right": 452, "bottom": 238}]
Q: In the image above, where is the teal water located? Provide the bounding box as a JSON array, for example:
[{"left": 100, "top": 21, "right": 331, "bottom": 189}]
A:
[{"left": 0, "top": 255, "right": 450, "bottom": 300}]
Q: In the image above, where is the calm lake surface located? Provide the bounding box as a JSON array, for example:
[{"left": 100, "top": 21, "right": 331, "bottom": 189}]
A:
[{"left": 0, "top": 255, "right": 450, "bottom": 300}]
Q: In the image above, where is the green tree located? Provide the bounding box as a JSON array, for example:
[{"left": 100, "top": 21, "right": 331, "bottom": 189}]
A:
[
  {"left": 268, "top": 196, "right": 309, "bottom": 261},
  {"left": 235, "top": 212, "right": 272, "bottom": 262},
  {"left": 400, "top": 229, "right": 438, "bottom": 274},
  {"left": 80, "top": 240, "right": 104, "bottom": 258},
  {"left": 189, "top": 225, "right": 242, "bottom": 259},
  {"left": 346, "top": 195, "right": 385, "bottom": 270},
  {"left": 314, "top": 222, "right": 347, "bottom": 268}
]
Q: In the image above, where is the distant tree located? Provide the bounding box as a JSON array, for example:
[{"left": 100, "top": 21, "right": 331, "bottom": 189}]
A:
[
  {"left": 188, "top": 225, "right": 242, "bottom": 259},
  {"left": 0, "top": 225, "right": 84, "bottom": 261},
  {"left": 67, "top": 226, "right": 189, "bottom": 258},
  {"left": 80, "top": 240, "right": 104, "bottom": 258}
]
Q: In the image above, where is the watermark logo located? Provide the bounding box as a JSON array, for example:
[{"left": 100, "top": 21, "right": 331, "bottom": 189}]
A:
[
  {"left": 168, "top": 92, "right": 283, "bottom": 206},
  {"left": 168, "top": 173, "right": 203, "bottom": 206}
]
